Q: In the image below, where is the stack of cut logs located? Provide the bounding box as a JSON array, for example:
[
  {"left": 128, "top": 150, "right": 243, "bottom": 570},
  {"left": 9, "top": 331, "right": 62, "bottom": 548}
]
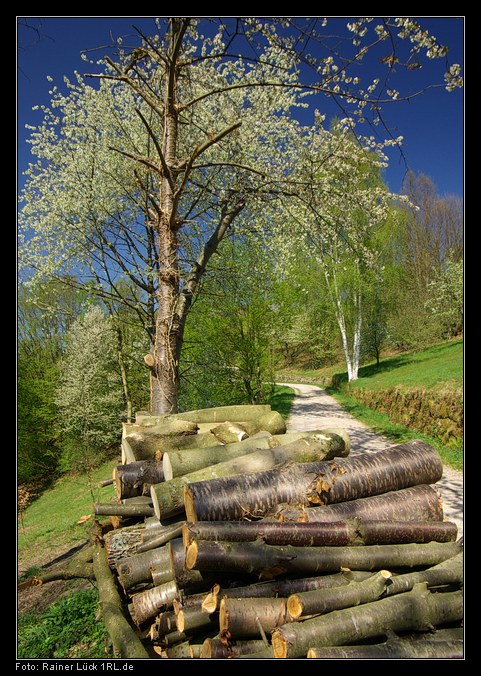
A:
[{"left": 94, "top": 404, "right": 463, "bottom": 659}]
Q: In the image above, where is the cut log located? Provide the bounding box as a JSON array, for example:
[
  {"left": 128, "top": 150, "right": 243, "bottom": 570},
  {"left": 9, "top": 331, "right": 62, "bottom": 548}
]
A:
[
  {"left": 307, "top": 638, "right": 464, "bottom": 659},
  {"left": 92, "top": 542, "right": 149, "bottom": 658},
  {"left": 220, "top": 597, "right": 289, "bottom": 638},
  {"left": 113, "top": 460, "right": 164, "bottom": 500},
  {"left": 210, "top": 422, "right": 249, "bottom": 444},
  {"left": 124, "top": 420, "right": 200, "bottom": 460},
  {"left": 171, "top": 404, "right": 272, "bottom": 424},
  {"left": 176, "top": 605, "right": 218, "bottom": 634},
  {"left": 181, "top": 519, "right": 457, "bottom": 549},
  {"left": 94, "top": 501, "right": 155, "bottom": 518},
  {"left": 271, "top": 584, "right": 463, "bottom": 658},
  {"left": 163, "top": 432, "right": 277, "bottom": 480},
  {"left": 240, "top": 410, "right": 287, "bottom": 436},
  {"left": 286, "top": 551, "right": 463, "bottom": 621},
  {"left": 131, "top": 579, "right": 179, "bottom": 626},
  {"left": 383, "top": 550, "right": 463, "bottom": 597},
  {"left": 149, "top": 610, "right": 178, "bottom": 641},
  {"left": 271, "top": 484, "right": 444, "bottom": 523},
  {"left": 136, "top": 522, "right": 184, "bottom": 552},
  {"left": 104, "top": 524, "right": 145, "bottom": 567},
  {"left": 184, "top": 440, "right": 443, "bottom": 522},
  {"left": 287, "top": 569, "right": 392, "bottom": 619},
  {"left": 116, "top": 545, "right": 172, "bottom": 592},
  {"left": 153, "top": 432, "right": 350, "bottom": 520},
  {"left": 200, "top": 638, "right": 267, "bottom": 659},
  {"left": 168, "top": 538, "right": 217, "bottom": 592},
  {"left": 185, "top": 539, "right": 461, "bottom": 579}
]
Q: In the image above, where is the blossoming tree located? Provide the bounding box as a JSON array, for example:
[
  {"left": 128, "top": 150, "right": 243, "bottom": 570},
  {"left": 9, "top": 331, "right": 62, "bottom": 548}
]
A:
[{"left": 19, "top": 17, "right": 462, "bottom": 412}]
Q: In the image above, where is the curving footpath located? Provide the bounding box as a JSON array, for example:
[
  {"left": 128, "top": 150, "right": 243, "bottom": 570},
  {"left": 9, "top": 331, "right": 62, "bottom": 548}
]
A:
[{"left": 281, "top": 383, "right": 464, "bottom": 539}]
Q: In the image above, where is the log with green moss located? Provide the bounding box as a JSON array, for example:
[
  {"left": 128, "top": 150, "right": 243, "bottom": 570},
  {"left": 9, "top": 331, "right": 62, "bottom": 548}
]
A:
[
  {"left": 153, "top": 432, "right": 350, "bottom": 520},
  {"left": 116, "top": 545, "right": 173, "bottom": 592},
  {"left": 163, "top": 429, "right": 349, "bottom": 479},
  {"left": 184, "top": 440, "right": 443, "bottom": 522},
  {"left": 271, "top": 583, "right": 463, "bottom": 658},
  {"left": 185, "top": 539, "right": 461, "bottom": 579}
]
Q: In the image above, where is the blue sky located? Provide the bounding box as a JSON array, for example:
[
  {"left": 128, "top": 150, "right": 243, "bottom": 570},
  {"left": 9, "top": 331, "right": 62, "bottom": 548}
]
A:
[{"left": 17, "top": 16, "right": 464, "bottom": 198}]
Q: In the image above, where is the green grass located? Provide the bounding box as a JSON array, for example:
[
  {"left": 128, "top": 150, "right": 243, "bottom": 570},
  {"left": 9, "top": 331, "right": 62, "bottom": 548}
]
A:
[
  {"left": 17, "top": 588, "right": 114, "bottom": 659},
  {"left": 18, "top": 459, "right": 118, "bottom": 569},
  {"left": 268, "top": 384, "right": 296, "bottom": 420}
]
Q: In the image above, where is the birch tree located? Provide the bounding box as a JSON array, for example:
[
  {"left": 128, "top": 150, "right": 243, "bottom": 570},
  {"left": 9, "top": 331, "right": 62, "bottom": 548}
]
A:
[{"left": 19, "top": 17, "right": 462, "bottom": 410}]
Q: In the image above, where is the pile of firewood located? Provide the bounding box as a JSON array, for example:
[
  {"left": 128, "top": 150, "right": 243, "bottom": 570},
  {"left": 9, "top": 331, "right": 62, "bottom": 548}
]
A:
[{"left": 91, "top": 404, "right": 463, "bottom": 659}]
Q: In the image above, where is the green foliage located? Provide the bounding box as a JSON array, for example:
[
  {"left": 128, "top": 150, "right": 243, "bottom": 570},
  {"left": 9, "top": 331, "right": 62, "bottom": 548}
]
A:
[
  {"left": 267, "top": 385, "right": 296, "bottom": 420},
  {"left": 425, "top": 254, "right": 463, "bottom": 339},
  {"left": 17, "top": 588, "right": 113, "bottom": 659},
  {"left": 55, "top": 306, "right": 125, "bottom": 471}
]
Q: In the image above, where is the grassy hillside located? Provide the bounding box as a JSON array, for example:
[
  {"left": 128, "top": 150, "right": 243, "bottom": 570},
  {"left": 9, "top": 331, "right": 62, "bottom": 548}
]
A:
[{"left": 278, "top": 339, "right": 463, "bottom": 470}]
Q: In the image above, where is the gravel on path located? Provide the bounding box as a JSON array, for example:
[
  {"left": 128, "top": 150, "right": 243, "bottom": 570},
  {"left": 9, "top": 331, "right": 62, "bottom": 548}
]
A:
[{"left": 281, "top": 383, "right": 463, "bottom": 539}]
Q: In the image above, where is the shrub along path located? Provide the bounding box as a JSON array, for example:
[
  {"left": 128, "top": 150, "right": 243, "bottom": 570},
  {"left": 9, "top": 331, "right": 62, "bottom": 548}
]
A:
[{"left": 281, "top": 383, "right": 463, "bottom": 539}]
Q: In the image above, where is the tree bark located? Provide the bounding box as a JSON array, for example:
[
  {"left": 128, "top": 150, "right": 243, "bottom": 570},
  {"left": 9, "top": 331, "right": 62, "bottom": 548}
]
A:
[
  {"left": 307, "top": 638, "right": 464, "bottom": 659},
  {"left": 136, "top": 522, "right": 184, "bottom": 552},
  {"left": 92, "top": 542, "right": 149, "bottom": 658},
  {"left": 210, "top": 422, "right": 249, "bottom": 444},
  {"left": 271, "top": 584, "right": 463, "bottom": 658},
  {"left": 116, "top": 545, "right": 172, "bottom": 592},
  {"left": 271, "top": 484, "right": 444, "bottom": 523},
  {"left": 170, "top": 404, "right": 273, "bottom": 424},
  {"left": 182, "top": 519, "right": 457, "bottom": 549},
  {"left": 124, "top": 420, "right": 199, "bottom": 460},
  {"left": 94, "top": 501, "right": 155, "bottom": 517},
  {"left": 286, "top": 551, "right": 463, "bottom": 622},
  {"left": 185, "top": 539, "right": 461, "bottom": 580},
  {"left": 103, "top": 524, "right": 146, "bottom": 567},
  {"left": 200, "top": 638, "right": 267, "bottom": 659},
  {"left": 219, "top": 597, "right": 289, "bottom": 638},
  {"left": 175, "top": 605, "right": 218, "bottom": 634},
  {"left": 167, "top": 537, "right": 216, "bottom": 592},
  {"left": 184, "top": 440, "right": 443, "bottom": 522},
  {"left": 153, "top": 432, "right": 351, "bottom": 520},
  {"left": 240, "top": 411, "right": 287, "bottom": 436},
  {"left": 130, "top": 579, "right": 179, "bottom": 627},
  {"left": 113, "top": 460, "right": 164, "bottom": 500},
  {"left": 163, "top": 432, "right": 276, "bottom": 479},
  {"left": 287, "top": 569, "right": 392, "bottom": 619}
]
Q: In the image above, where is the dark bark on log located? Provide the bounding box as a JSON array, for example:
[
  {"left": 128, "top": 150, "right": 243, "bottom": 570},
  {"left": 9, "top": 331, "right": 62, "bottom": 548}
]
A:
[
  {"left": 162, "top": 432, "right": 276, "bottom": 479},
  {"left": 271, "top": 584, "right": 463, "bottom": 658},
  {"left": 92, "top": 542, "right": 149, "bottom": 659},
  {"left": 148, "top": 610, "right": 178, "bottom": 641},
  {"left": 185, "top": 539, "right": 461, "bottom": 580},
  {"left": 113, "top": 460, "right": 164, "bottom": 500},
  {"left": 94, "top": 501, "right": 155, "bottom": 517},
  {"left": 184, "top": 441, "right": 443, "bottom": 522},
  {"left": 271, "top": 484, "right": 444, "bottom": 523},
  {"left": 154, "top": 432, "right": 349, "bottom": 521},
  {"left": 383, "top": 550, "right": 463, "bottom": 596},
  {"left": 116, "top": 545, "right": 172, "bottom": 592},
  {"left": 168, "top": 537, "right": 218, "bottom": 592},
  {"left": 307, "top": 638, "right": 464, "bottom": 659},
  {"left": 200, "top": 638, "right": 267, "bottom": 659},
  {"left": 182, "top": 519, "right": 457, "bottom": 549},
  {"left": 219, "top": 597, "right": 289, "bottom": 637},
  {"left": 176, "top": 605, "right": 218, "bottom": 634},
  {"left": 130, "top": 579, "right": 179, "bottom": 626},
  {"left": 136, "top": 522, "right": 184, "bottom": 552},
  {"left": 287, "top": 570, "right": 392, "bottom": 619}
]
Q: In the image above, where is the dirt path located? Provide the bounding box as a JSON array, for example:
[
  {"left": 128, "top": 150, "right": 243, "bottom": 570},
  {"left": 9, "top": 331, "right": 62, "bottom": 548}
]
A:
[{"left": 281, "top": 383, "right": 464, "bottom": 539}]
